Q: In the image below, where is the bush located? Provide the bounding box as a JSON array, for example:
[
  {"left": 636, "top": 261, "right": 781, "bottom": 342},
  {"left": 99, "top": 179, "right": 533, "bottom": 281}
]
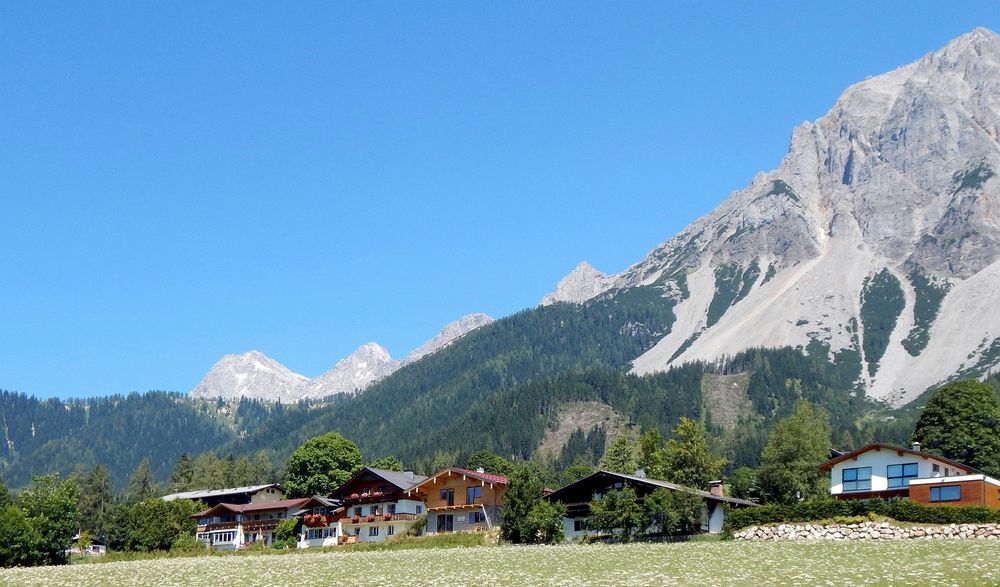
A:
[
  {"left": 271, "top": 518, "right": 300, "bottom": 549},
  {"left": 407, "top": 514, "right": 427, "bottom": 537},
  {"left": 723, "top": 498, "right": 1000, "bottom": 536},
  {"left": 170, "top": 534, "right": 206, "bottom": 553}
]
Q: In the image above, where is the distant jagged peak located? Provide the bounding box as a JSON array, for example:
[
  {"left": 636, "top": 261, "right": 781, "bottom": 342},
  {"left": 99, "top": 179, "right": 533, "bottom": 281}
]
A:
[
  {"left": 540, "top": 261, "right": 615, "bottom": 306},
  {"left": 303, "top": 341, "right": 400, "bottom": 396},
  {"left": 189, "top": 349, "right": 307, "bottom": 401},
  {"left": 403, "top": 312, "right": 494, "bottom": 364},
  {"left": 346, "top": 341, "right": 394, "bottom": 363}
]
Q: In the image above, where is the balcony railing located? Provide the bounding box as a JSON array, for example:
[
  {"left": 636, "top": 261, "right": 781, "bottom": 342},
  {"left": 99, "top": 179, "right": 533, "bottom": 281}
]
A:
[
  {"left": 342, "top": 492, "right": 403, "bottom": 505},
  {"left": 343, "top": 512, "right": 419, "bottom": 524}
]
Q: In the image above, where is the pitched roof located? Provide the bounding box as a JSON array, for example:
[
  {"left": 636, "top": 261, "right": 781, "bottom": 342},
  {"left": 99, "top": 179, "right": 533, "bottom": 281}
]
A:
[
  {"left": 288, "top": 496, "right": 340, "bottom": 517},
  {"left": 817, "top": 442, "right": 978, "bottom": 473},
  {"left": 366, "top": 468, "right": 429, "bottom": 490},
  {"left": 194, "top": 498, "right": 310, "bottom": 518},
  {"left": 545, "top": 470, "right": 758, "bottom": 507},
  {"left": 333, "top": 467, "right": 428, "bottom": 496},
  {"left": 162, "top": 483, "right": 283, "bottom": 502},
  {"left": 405, "top": 467, "right": 509, "bottom": 495},
  {"left": 451, "top": 467, "right": 508, "bottom": 485}
]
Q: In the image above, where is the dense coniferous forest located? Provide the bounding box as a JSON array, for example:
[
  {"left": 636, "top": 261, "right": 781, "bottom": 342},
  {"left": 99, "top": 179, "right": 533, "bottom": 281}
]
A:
[{"left": 0, "top": 289, "right": 932, "bottom": 490}]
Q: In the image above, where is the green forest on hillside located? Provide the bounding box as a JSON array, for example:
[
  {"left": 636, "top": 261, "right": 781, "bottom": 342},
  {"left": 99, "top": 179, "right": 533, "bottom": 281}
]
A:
[{"left": 0, "top": 283, "right": 948, "bottom": 491}]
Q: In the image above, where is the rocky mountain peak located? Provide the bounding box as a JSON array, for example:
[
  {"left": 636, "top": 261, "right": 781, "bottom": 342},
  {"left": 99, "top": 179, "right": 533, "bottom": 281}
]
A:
[
  {"left": 540, "top": 261, "right": 615, "bottom": 305},
  {"left": 557, "top": 28, "right": 1000, "bottom": 405},
  {"left": 189, "top": 350, "right": 308, "bottom": 401},
  {"left": 404, "top": 312, "right": 494, "bottom": 364},
  {"left": 189, "top": 312, "right": 494, "bottom": 402}
]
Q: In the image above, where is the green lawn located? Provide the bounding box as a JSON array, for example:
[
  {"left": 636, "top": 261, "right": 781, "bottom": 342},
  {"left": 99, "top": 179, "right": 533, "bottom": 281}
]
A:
[{"left": 4, "top": 540, "right": 1000, "bottom": 586}]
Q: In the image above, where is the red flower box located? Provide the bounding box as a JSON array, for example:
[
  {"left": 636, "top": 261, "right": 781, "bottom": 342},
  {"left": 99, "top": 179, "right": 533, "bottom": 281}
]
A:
[
  {"left": 366, "top": 515, "right": 376, "bottom": 523},
  {"left": 350, "top": 493, "right": 360, "bottom": 500},
  {"left": 351, "top": 515, "right": 361, "bottom": 523},
  {"left": 383, "top": 513, "right": 392, "bottom": 521}
]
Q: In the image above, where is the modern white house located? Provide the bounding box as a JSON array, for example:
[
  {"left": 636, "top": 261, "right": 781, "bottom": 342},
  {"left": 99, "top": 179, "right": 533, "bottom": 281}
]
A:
[{"left": 818, "top": 442, "right": 1000, "bottom": 507}]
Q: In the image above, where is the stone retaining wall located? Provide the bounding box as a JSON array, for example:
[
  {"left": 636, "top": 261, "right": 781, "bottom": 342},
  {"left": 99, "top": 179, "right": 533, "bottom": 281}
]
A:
[{"left": 734, "top": 521, "right": 1000, "bottom": 541}]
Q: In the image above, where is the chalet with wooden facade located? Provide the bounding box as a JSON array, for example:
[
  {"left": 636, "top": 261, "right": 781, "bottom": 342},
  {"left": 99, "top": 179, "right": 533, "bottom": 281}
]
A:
[
  {"left": 820, "top": 442, "right": 1000, "bottom": 507},
  {"left": 405, "top": 467, "right": 507, "bottom": 534},
  {"left": 330, "top": 467, "right": 428, "bottom": 545},
  {"left": 194, "top": 496, "right": 332, "bottom": 550},
  {"left": 544, "top": 470, "right": 758, "bottom": 538}
]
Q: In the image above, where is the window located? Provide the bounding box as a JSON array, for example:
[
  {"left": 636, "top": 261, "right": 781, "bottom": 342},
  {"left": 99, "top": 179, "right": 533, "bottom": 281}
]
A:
[
  {"left": 436, "top": 514, "right": 454, "bottom": 532},
  {"left": 416, "top": 505, "right": 423, "bottom": 514},
  {"left": 932, "top": 464, "right": 940, "bottom": 474},
  {"left": 842, "top": 467, "right": 872, "bottom": 491},
  {"left": 214, "top": 531, "right": 235, "bottom": 543},
  {"left": 354, "top": 507, "right": 363, "bottom": 516},
  {"left": 441, "top": 489, "right": 455, "bottom": 506},
  {"left": 573, "top": 519, "right": 588, "bottom": 532},
  {"left": 307, "top": 528, "right": 334, "bottom": 540},
  {"left": 368, "top": 526, "right": 379, "bottom": 536},
  {"left": 930, "top": 485, "right": 961, "bottom": 502},
  {"left": 353, "top": 528, "right": 361, "bottom": 536},
  {"left": 387, "top": 525, "right": 395, "bottom": 536},
  {"left": 467, "top": 486, "right": 482, "bottom": 504},
  {"left": 469, "top": 511, "right": 486, "bottom": 524},
  {"left": 388, "top": 503, "right": 397, "bottom": 514},
  {"left": 887, "top": 463, "right": 919, "bottom": 488},
  {"left": 945, "top": 468, "right": 950, "bottom": 476}
]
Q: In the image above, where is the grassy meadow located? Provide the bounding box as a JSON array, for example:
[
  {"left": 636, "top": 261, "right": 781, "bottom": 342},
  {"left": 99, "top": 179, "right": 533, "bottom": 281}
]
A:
[{"left": 3, "top": 540, "right": 1000, "bottom": 586}]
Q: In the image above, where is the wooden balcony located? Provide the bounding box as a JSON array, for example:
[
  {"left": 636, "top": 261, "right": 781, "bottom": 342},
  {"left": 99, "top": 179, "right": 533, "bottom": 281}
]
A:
[{"left": 343, "top": 512, "right": 420, "bottom": 524}]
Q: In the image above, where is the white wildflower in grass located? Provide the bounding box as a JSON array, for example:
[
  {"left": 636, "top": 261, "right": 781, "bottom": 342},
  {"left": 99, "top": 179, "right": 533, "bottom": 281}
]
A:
[{"left": 2, "top": 540, "right": 1000, "bottom": 585}]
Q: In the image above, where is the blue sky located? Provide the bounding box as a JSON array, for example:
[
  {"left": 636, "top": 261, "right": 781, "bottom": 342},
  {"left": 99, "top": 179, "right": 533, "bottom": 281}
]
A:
[{"left": 2, "top": 2, "right": 999, "bottom": 398}]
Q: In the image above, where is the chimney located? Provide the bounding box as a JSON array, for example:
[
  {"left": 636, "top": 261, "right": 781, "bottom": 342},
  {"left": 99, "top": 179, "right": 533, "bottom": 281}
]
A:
[
  {"left": 634, "top": 469, "right": 646, "bottom": 478},
  {"left": 476, "top": 467, "right": 485, "bottom": 474},
  {"left": 911, "top": 441, "right": 921, "bottom": 452},
  {"left": 708, "top": 480, "right": 723, "bottom": 497}
]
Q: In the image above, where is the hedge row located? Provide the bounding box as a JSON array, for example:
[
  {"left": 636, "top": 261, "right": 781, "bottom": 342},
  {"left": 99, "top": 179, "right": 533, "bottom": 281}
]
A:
[{"left": 724, "top": 499, "right": 1000, "bottom": 534}]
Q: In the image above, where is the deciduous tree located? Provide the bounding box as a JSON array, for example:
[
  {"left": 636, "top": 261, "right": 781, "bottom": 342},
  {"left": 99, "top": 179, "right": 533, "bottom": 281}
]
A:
[
  {"left": 369, "top": 455, "right": 404, "bottom": 472},
  {"left": 729, "top": 466, "right": 757, "bottom": 501},
  {"left": 500, "top": 463, "right": 544, "bottom": 543},
  {"left": 644, "top": 488, "right": 703, "bottom": 536},
  {"left": 284, "top": 432, "right": 363, "bottom": 497},
  {"left": 756, "top": 402, "right": 831, "bottom": 504},
  {"left": 637, "top": 429, "right": 667, "bottom": 479},
  {"left": 19, "top": 475, "right": 80, "bottom": 565},
  {"left": 912, "top": 379, "right": 1000, "bottom": 477},
  {"left": 663, "top": 417, "right": 726, "bottom": 489},
  {"left": 600, "top": 436, "right": 637, "bottom": 475},
  {"left": 0, "top": 505, "right": 38, "bottom": 567},
  {"left": 588, "top": 486, "right": 645, "bottom": 542},
  {"left": 465, "top": 450, "right": 514, "bottom": 476}
]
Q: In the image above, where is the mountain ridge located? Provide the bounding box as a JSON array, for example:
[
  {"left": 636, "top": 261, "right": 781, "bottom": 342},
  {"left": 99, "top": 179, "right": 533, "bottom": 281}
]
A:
[
  {"left": 542, "top": 27, "right": 1000, "bottom": 405},
  {"left": 189, "top": 312, "right": 494, "bottom": 401}
]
